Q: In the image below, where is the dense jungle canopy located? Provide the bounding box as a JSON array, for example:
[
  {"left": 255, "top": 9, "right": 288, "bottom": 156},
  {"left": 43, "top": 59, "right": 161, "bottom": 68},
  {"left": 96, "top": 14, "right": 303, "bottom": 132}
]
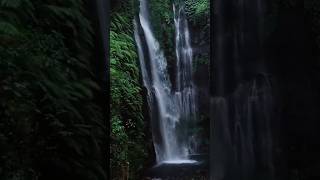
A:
[{"left": 0, "top": 0, "right": 107, "bottom": 179}]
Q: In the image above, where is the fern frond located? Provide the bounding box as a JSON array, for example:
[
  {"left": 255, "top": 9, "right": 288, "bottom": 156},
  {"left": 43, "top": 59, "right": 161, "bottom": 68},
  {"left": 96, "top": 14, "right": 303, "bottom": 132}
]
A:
[
  {"left": 0, "top": 0, "right": 22, "bottom": 8},
  {"left": 185, "top": 0, "right": 209, "bottom": 23},
  {"left": 0, "top": 21, "right": 19, "bottom": 36}
]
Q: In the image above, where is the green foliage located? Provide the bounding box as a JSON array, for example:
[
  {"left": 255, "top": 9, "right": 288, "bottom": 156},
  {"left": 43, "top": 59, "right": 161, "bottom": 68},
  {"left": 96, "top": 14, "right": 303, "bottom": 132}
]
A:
[
  {"left": 194, "top": 56, "right": 209, "bottom": 66},
  {"left": 149, "top": 0, "right": 176, "bottom": 78},
  {"left": 149, "top": 0, "right": 174, "bottom": 32},
  {"left": 149, "top": 0, "right": 174, "bottom": 44},
  {"left": 185, "top": 0, "right": 209, "bottom": 24},
  {"left": 110, "top": 0, "right": 210, "bottom": 179},
  {"left": 110, "top": 0, "right": 147, "bottom": 179},
  {"left": 0, "top": 0, "right": 93, "bottom": 57},
  {"left": 0, "top": 0, "right": 106, "bottom": 179}
]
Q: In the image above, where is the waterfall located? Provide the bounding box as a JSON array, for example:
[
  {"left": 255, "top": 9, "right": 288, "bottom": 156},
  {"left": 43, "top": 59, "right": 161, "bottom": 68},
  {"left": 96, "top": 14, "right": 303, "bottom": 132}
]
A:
[
  {"left": 173, "top": 2, "right": 197, "bottom": 127},
  {"left": 211, "top": 0, "right": 275, "bottom": 179},
  {"left": 134, "top": 0, "right": 197, "bottom": 164},
  {"left": 211, "top": 77, "right": 275, "bottom": 180}
]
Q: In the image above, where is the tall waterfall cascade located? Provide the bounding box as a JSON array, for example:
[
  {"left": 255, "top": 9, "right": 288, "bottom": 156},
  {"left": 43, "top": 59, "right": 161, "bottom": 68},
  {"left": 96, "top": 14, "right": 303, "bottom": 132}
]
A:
[{"left": 134, "top": 0, "right": 198, "bottom": 164}]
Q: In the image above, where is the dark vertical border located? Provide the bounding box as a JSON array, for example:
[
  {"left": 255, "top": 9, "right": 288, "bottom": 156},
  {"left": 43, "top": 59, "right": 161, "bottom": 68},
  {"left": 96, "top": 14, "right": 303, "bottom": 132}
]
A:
[
  {"left": 209, "top": 0, "right": 214, "bottom": 179},
  {"left": 95, "top": 0, "right": 110, "bottom": 178},
  {"left": 88, "top": 0, "right": 110, "bottom": 179}
]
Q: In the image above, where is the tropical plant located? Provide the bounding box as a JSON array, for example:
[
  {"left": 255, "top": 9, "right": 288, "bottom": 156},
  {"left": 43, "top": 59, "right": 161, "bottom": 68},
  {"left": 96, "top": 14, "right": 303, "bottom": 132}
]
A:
[
  {"left": 185, "top": 0, "right": 209, "bottom": 24},
  {"left": 110, "top": 0, "right": 148, "bottom": 179},
  {"left": 0, "top": 0, "right": 106, "bottom": 179}
]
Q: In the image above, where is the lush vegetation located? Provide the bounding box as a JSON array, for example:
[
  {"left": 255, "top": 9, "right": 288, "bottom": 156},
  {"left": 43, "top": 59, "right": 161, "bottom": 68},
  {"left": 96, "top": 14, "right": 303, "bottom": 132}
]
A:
[
  {"left": 0, "top": 0, "right": 106, "bottom": 179},
  {"left": 3, "top": 0, "right": 320, "bottom": 179},
  {"left": 109, "top": 0, "right": 320, "bottom": 179},
  {"left": 186, "top": 0, "right": 209, "bottom": 24},
  {"left": 110, "top": 0, "right": 210, "bottom": 179},
  {"left": 110, "top": 0, "right": 149, "bottom": 179}
]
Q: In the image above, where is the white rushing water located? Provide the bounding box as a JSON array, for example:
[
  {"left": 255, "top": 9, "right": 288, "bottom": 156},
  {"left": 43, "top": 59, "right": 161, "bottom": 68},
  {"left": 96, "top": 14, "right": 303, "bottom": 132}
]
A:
[
  {"left": 173, "top": 2, "right": 197, "bottom": 126},
  {"left": 134, "top": 0, "right": 197, "bottom": 164}
]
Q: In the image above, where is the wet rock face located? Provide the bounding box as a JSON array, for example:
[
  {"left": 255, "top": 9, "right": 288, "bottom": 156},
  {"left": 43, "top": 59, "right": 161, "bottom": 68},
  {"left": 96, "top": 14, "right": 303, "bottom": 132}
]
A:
[{"left": 187, "top": 4, "right": 211, "bottom": 155}]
